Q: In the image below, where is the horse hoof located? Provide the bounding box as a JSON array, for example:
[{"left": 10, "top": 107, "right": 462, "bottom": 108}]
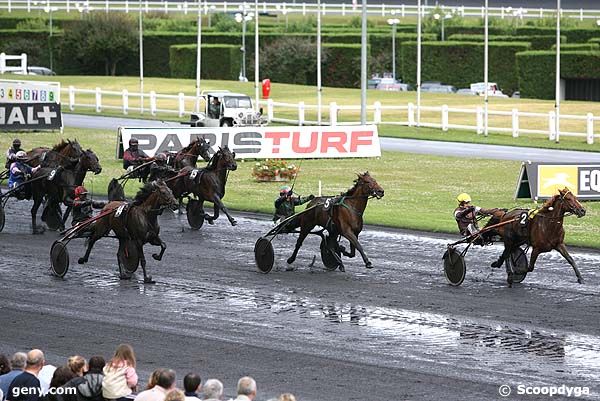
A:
[
  {"left": 230, "top": 220, "right": 238, "bottom": 226},
  {"left": 365, "top": 261, "right": 373, "bottom": 269},
  {"left": 32, "top": 228, "right": 45, "bottom": 235},
  {"left": 286, "top": 257, "right": 295, "bottom": 265},
  {"left": 578, "top": 278, "right": 584, "bottom": 284},
  {"left": 491, "top": 260, "right": 502, "bottom": 268},
  {"left": 527, "top": 267, "right": 535, "bottom": 272},
  {"left": 338, "top": 264, "right": 345, "bottom": 272},
  {"left": 77, "top": 257, "right": 86, "bottom": 265},
  {"left": 144, "top": 276, "right": 156, "bottom": 284},
  {"left": 152, "top": 253, "right": 161, "bottom": 261},
  {"left": 207, "top": 219, "right": 215, "bottom": 225}
]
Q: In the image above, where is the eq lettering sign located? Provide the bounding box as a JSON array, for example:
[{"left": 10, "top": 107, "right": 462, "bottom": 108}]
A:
[
  {"left": 0, "top": 103, "right": 62, "bottom": 130},
  {"left": 118, "top": 126, "right": 381, "bottom": 159},
  {"left": 579, "top": 166, "right": 600, "bottom": 197},
  {"left": 515, "top": 162, "right": 600, "bottom": 200}
]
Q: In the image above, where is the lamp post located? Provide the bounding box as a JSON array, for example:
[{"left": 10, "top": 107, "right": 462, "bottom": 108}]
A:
[
  {"left": 555, "top": 0, "right": 561, "bottom": 143},
  {"left": 433, "top": 12, "right": 452, "bottom": 41},
  {"left": 235, "top": 8, "right": 253, "bottom": 82},
  {"left": 387, "top": 18, "right": 399, "bottom": 81}
]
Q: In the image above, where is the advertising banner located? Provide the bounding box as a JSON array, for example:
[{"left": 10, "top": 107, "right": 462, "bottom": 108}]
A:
[
  {"left": 0, "top": 103, "right": 62, "bottom": 131},
  {"left": 0, "top": 79, "right": 61, "bottom": 104},
  {"left": 515, "top": 162, "right": 600, "bottom": 200}
]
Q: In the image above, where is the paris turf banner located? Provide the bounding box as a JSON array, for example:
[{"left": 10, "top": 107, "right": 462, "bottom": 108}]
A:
[
  {"left": 0, "top": 102, "right": 63, "bottom": 131},
  {"left": 118, "top": 125, "right": 381, "bottom": 160},
  {"left": 515, "top": 161, "right": 600, "bottom": 200}
]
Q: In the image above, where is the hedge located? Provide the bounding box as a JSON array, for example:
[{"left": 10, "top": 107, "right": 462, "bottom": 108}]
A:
[
  {"left": 552, "top": 43, "right": 600, "bottom": 51},
  {"left": 515, "top": 26, "right": 599, "bottom": 44},
  {"left": 0, "top": 29, "right": 55, "bottom": 67},
  {"left": 401, "top": 41, "right": 531, "bottom": 94},
  {"left": 322, "top": 43, "right": 364, "bottom": 88},
  {"left": 447, "top": 33, "right": 565, "bottom": 50},
  {"left": 516, "top": 50, "right": 600, "bottom": 99},
  {"left": 169, "top": 44, "right": 241, "bottom": 80},
  {"left": 444, "top": 25, "right": 513, "bottom": 37}
]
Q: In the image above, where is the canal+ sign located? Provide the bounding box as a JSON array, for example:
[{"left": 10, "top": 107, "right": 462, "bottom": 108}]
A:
[{"left": 515, "top": 162, "right": 600, "bottom": 200}]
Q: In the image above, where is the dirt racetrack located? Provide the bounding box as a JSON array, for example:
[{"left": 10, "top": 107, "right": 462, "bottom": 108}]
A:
[{"left": 1, "top": 199, "right": 599, "bottom": 400}]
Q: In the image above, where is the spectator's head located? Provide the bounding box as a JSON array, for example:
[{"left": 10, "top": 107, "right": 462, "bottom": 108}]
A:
[
  {"left": 145, "top": 369, "right": 164, "bottom": 390},
  {"left": 26, "top": 349, "right": 45, "bottom": 374},
  {"left": 87, "top": 356, "right": 105, "bottom": 374},
  {"left": 10, "top": 352, "right": 27, "bottom": 371},
  {"left": 156, "top": 369, "right": 176, "bottom": 390},
  {"left": 164, "top": 389, "right": 185, "bottom": 401},
  {"left": 50, "top": 366, "right": 76, "bottom": 389},
  {"left": 67, "top": 355, "right": 87, "bottom": 377},
  {"left": 0, "top": 354, "right": 10, "bottom": 375},
  {"left": 278, "top": 394, "right": 296, "bottom": 401},
  {"left": 110, "top": 344, "right": 136, "bottom": 369},
  {"left": 183, "top": 373, "right": 201, "bottom": 394},
  {"left": 237, "top": 377, "right": 257, "bottom": 400},
  {"left": 203, "top": 379, "right": 223, "bottom": 400}
]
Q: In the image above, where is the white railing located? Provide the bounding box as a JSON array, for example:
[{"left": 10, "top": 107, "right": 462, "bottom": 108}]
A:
[
  {"left": 0, "top": 1, "right": 599, "bottom": 20},
  {"left": 62, "top": 85, "right": 600, "bottom": 144},
  {"left": 0, "top": 53, "right": 27, "bottom": 75}
]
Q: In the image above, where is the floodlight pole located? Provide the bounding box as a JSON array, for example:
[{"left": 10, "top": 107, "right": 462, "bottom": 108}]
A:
[
  {"left": 484, "top": 0, "right": 489, "bottom": 136},
  {"left": 360, "top": 0, "right": 367, "bottom": 125},
  {"left": 254, "top": 0, "right": 259, "bottom": 111},
  {"left": 317, "top": 0, "right": 322, "bottom": 124},
  {"left": 195, "top": 0, "right": 202, "bottom": 112},
  {"left": 139, "top": 0, "right": 144, "bottom": 114},
  {"left": 555, "top": 0, "right": 561, "bottom": 143},
  {"left": 417, "top": 0, "right": 422, "bottom": 126},
  {"left": 391, "top": 22, "right": 396, "bottom": 80},
  {"left": 242, "top": 13, "right": 247, "bottom": 80}
]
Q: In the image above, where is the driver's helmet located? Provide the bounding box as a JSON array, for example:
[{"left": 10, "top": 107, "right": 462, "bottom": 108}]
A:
[
  {"left": 155, "top": 153, "right": 167, "bottom": 163},
  {"left": 456, "top": 193, "right": 472, "bottom": 205},
  {"left": 74, "top": 186, "right": 88, "bottom": 198},
  {"left": 16, "top": 150, "right": 27, "bottom": 160},
  {"left": 280, "top": 185, "right": 292, "bottom": 196},
  {"left": 12, "top": 138, "right": 21, "bottom": 148},
  {"left": 129, "top": 138, "right": 139, "bottom": 148}
]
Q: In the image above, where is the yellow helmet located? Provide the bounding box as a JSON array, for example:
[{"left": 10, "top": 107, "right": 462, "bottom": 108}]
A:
[{"left": 456, "top": 193, "right": 471, "bottom": 204}]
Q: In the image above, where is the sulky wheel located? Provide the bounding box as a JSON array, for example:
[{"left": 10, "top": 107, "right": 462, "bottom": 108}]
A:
[
  {"left": 50, "top": 240, "right": 70, "bottom": 278},
  {"left": 443, "top": 246, "right": 466, "bottom": 286},
  {"left": 254, "top": 237, "right": 274, "bottom": 274},
  {"left": 117, "top": 240, "right": 139, "bottom": 279},
  {"left": 0, "top": 203, "right": 5, "bottom": 232},
  {"left": 508, "top": 247, "right": 528, "bottom": 284},
  {"left": 320, "top": 237, "right": 343, "bottom": 271},
  {"left": 186, "top": 199, "right": 205, "bottom": 230}
]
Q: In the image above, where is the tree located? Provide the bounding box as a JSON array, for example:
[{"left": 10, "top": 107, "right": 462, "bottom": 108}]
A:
[
  {"left": 260, "top": 36, "right": 327, "bottom": 85},
  {"left": 61, "top": 13, "right": 138, "bottom": 76}
]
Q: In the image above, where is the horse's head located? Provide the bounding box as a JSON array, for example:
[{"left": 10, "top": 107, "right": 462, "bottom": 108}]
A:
[
  {"left": 192, "top": 137, "right": 212, "bottom": 162},
  {"left": 152, "top": 180, "right": 178, "bottom": 210},
  {"left": 558, "top": 187, "right": 586, "bottom": 217},
  {"left": 67, "top": 139, "right": 83, "bottom": 158},
  {"left": 215, "top": 146, "right": 237, "bottom": 171},
  {"left": 355, "top": 171, "right": 384, "bottom": 199},
  {"left": 80, "top": 149, "right": 102, "bottom": 175}
]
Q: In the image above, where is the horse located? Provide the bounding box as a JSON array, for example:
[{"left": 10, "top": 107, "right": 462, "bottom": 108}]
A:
[
  {"left": 77, "top": 180, "right": 178, "bottom": 284},
  {"left": 286, "top": 172, "right": 384, "bottom": 270},
  {"left": 27, "top": 139, "right": 83, "bottom": 169},
  {"left": 492, "top": 188, "right": 586, "bottom": 287},
  {"left": 169, "top": 137, "right": 212, "bottom": 169},
  {"left": 166, "top": 146, "right": 238, "bottom": 226},
  {"left": 29, "top": 149, "right": 102, "bottom": 234}
]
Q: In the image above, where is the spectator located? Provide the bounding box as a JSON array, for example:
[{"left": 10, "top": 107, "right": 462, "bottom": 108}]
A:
[
  {"left": 102, "top": 344, "right": 138, "bottom": 401},
  {"left": 144, "top": 369, "right": 163, "bottom": 390},
  {"left": 6, "top": 349, "right": 45, "bottom": 401},
  {"left": 182, "top": 373, "right": 201, "bottom": 401},
  {"left": 164, "top": 390, "right": 185, "bottom": 401},
  {"left": 74, "top": 356, "right": 105, "bottom": 401},
  {"left": 202, "top": 379, "right": 223, "bottom": 401},
  {"left": 0, "top": 355, "right": 10, "bottom": 375},
  {"left": 47, "top": 366, "right": 76, "bottom": 401},
  {"left": 0, "top": 353, "right": 27, "bottom": 400},
  {"left": 233, "top": 377, "right": 257, "bottom": 401},
  {"left": 67, "top": 357, "right": 87, "bottom": 377},
  {"left": 133, "top": 369, "right": 176, "bottom": 401},
  {"left": 278, "top": 395, "right": 296, "bottom": 401},
  {"left": 38, "top": 364, "right": 56, "bottom": 396}
]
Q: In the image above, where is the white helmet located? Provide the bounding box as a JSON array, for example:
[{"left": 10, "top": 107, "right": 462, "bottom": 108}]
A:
[{"left": 16, "top": 150, "right": 27, "bottom": 160}]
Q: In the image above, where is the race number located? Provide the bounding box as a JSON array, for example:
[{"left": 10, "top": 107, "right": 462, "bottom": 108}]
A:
[
  {"left": 47, "top": 169, "right": 57, "bottom": 181},
  {"left": 519, "top": 212, "right": 528, "bottom": 226},
  {"left": 324, "top": 198, "right": 332, "bottom": 210},
  {"left": 115, "top": 204, "right": 126, "bottom": 218},
  {"left": 190, "top": 169, "right": 198, "bottom": 179}
]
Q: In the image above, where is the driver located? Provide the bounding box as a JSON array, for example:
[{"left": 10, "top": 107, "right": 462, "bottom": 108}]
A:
[
  {"left": 8, "top": 151, "right": 40, "bottom": 199},
  {"left": 273, "top": 186, "right": 314, "bottom": 223},
  {"left": 454, "top": 193, "right": 499, "bottom": 241},
  {"left": 6, "top": 138, "right": 22, "bottom": 168},
  {"left": 123, "top": 138, "right": 150, "bottom": 170},
  {"left": 66, "top": 186, "right": 107, "bottom": 226},
  {"left": 147, "top": 152, "right": 176, "bottom": 182}
]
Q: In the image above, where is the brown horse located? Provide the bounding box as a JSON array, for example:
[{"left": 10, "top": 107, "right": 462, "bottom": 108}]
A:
[
  {"left": 77, "top": 180, "right": 178, "bottom": 284},
  {"left": 286, "top": 172, "right": 384, "bottom": 270},
  {"left": 169, "top": 137, "right": 212, "bottom": 169},
  {"left": 27, "top": 139, "right": 83, "bottom": 169},
  {"left": 167, "top": 146, "right": 238, "bottom": 226},
  {"left": 493, "top": 188, "right": 586, "bottom": 286}
]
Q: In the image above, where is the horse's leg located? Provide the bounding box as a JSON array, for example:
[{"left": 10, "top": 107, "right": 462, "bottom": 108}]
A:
[
  {"left": 555, "top": 243, "right": 584, "bottom": 284},
  {"left": 500, "top": 247, "right": 515, "bottom": 287},
  {"left": 341, "top": 231, "right": 372, "bottom": 268},
  {"left": 150, "top": 234, "right": 167, "bottom": 261},
  {"left": 31, "top": 195, "right": 44, "bottom": 235},
  {"left": 527, "top": 247, "right": 541, "bottom": 273},
  {"left": 211, "top": 194, "right": 237, "bottom": 226},
  {"left": 78, "top": 230, "right": 102, "bottom": 264},
  {"left": 287, "top": 226, "right": 312, "bottom": 265},
  {"left": 137, "top": 241, "right": 154, "bottom": 284}
]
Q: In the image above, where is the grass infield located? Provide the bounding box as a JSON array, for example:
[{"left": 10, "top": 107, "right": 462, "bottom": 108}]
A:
[{"left": 1, "top": 127, "right": 598, "bottom": 248}]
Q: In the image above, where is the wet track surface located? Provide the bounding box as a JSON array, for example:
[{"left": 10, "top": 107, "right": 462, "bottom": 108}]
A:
[{"left": 1, "top": 200, "right": 600, "bottom": 400}]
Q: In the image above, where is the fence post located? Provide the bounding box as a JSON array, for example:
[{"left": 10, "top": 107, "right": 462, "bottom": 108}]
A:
[
  {"left": 408, "top": 102, "right": 414, "bottom": 126},
  {"left": 512, "top": 108, "right": 519, "bottom": 138},
  {"left": 267, "top": 98, "right": 274, "bottom": 122},
  {"left": 302, "top": 2, "right": 306, "bottom": 16},
  {"left": 95, "top": 87, "right": 102, "bottom": 112},
  {"left": 381, "top": 3, "right": 385, "bottom": 16},
  {"left": 548, "top": 111, "right": 556, "bottom": 141},
  {"left": 476, "top": 106, "right": 483, "bottom": 134},
  {"left": 341, "top": 3, "right": 345, "bottom": 16},
  {"left": 122, "top": 89, "right": 128, "bottom": 115},
  {"left": 329, "top": 102, "right": 337, "bottom": 126},
  {"left": 298, "top": 101, "right": 305, "bottom": 126},
  {"left": 68, "top": 85, "right": 75, "bottom": 111},
  {"left": 501, "top": 6, "right": 504, "bottom": 18},
  {"left": 401, "top": 4, "right": 404, "bottom": 17},
  {"left": 0, "top": 53, "right": 5, "bottom": 74},
  {"left": 150, "top": 91, "right": 157, "bottom": 116},
  {"left": 20, "top": 53, "right": 27, "bottom": 74},
  {"left": 178, "top": 92, "right": 185, "bottom": 117},
  {"left": 580, "top": 8, "right": 583, "bottom": 21},
  {"left": 441, "top": 104, "right": 448, "bottom": 131},
  {"left": 374, "top": 101, "right": 381, "bottom": 124},
  {"left": 587, "top": 113, "right": 594, "bottom": 145}
]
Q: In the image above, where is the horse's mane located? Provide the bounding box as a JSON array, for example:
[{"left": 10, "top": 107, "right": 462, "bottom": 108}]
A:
[
  {"left": 206, "top": 147, "right": 227, "bottom": 171},
  {"left": 53, "top": 139, "right": 81, "bottom": 153},
  {"left": 180, "top": 138, "right": 201, "bottom": 153},
  {"left": 341, "top": 172, "right": 370, "bottom": 196},
  {"left": 133, "top": 182, "right": 156, "bottom": 204}
]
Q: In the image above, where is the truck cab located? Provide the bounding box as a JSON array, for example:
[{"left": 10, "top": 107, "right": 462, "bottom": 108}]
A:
[{"left": 187, "top": 90, "right": 266, "bottom": 127}]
